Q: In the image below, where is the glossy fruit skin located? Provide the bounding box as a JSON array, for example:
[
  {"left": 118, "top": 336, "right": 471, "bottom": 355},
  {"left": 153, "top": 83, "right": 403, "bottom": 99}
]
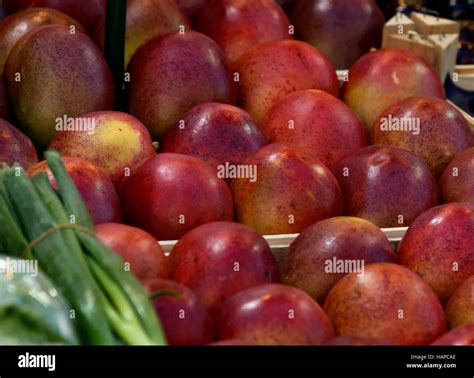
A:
[
  {"left": 334, "top": 145, "right": 439, "bottom": 228},
  {"left": 431, "top": 324, "right": 474, "bottom": 346},
  {"left": 289, "top": 0, "right": 384, "bottom": 70},
  {"left": 96, "top": 223, "right": 168, "bottom": 280},
  {"left": 48, "top": 111, "right": 155, "bottom": 187},
  {"left": 237, "top": 39, "right": 339, "bottom": 123},
  {"left": 440, "top": 148, "right": 474, "bottom": 205},
  {"left": 324, "top": 263, "right": 447, "bottom": 345},
  {"left": 128, "top": 31, "right": 236, "bottom": 139},
  {"left": 28, "top": 157, "right": 121, "bottom": 225},
  {"left": 231, "top": 143, "right": 342, "bottom": 235},
  {"left": 0, "top": 8, "right": 85, "bottom": 76},
  {"left": 445, "top": 276, "right": 474, "bottom": 329},
  {"left": 398, "top": 203, "right": 474, "bottom": 303},
  {"left": 195, "top": 0, "right": 291, "bottom": 69},
  {"left": 261, "top": 89, "right": 367, "bottom": 171},
  {"left": 3, "top": 25, "right": 114, "bottom": 147},
  {"left": 215, "top": 283, "right": 334, "bottom": 345},
  {"left": 144, "top": 278, "right": 214, "bottom": 345},
  {"left": 373, "top": 97, "right": 474, "bottom": 178},
  {"left": 11, "top": 0, "right": 106, "bottom": 35},
  {"left": 94, "top": 0, "right": 190, "bottom": 67},
  {"left": 324, "top": 335, "right": 392, "bottom": 346},
  {"left": 0, "top": 119, "right": 37, "bottom": 169},
  {"left": 169, "top": 222, "right": 279, "bottom": 313},
  {"left": 119, "top": 153, "right": 233, "bottom": 241},
  {"left": 280, "top": 216, "right": 397, "bottom": 303},
  {"left": 342, "top": 48, "right": 445, "bottom": 133},
  {"left": 161, "top": 103, "right": 268, "bottom": 175}
]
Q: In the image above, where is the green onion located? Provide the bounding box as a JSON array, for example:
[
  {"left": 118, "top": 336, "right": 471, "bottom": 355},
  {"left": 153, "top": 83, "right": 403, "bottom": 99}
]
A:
[{"left": 4, "top": 168, "right": 114, "bottom": 345}]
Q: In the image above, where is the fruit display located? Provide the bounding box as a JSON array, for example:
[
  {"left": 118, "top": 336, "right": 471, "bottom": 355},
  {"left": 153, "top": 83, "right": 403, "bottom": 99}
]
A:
[
  {"left": 445, "top": 276, "right": 474, "bottom": 328},
  {"left": 323, "top": 263, "right": 447, "bottom": 345},
  {"left": 398, "top": 203, "right": 474, "bottom": 303},
  {"left": 144, "top": 278, "right": 214, "bottom": 345},
  {"left": 169, "top": 222, "right": 279, "bottom": 313},
  {"left": 96, "top": 223, "right": 168, "bottom": 280},
  {"left": 215, "top": 283, "right": 334, "bottom": 345},
  {"left": 119, "top": 153, "right": 234, "bottom": 240},
  {"left": 0, "top": 0, "right": 473, "bottom": 350},
  {"left": 0, "top": 118, "right": 37, "bottom": 169},
  {"left": 372, "top": 96, "right": 474, "bottom": 177},
  {"left": 4, "top": 24, "right": 114, "bottom": 147},
  {"left": 28, "top": 157, "right": 122, "bottom": 224},
  {"left": 48, "top": 111, "right": 155, "bottom": 186},
  {"left": 334, "top": 145, "right": 439, "bottom": 228},
  {"left": 261, "top": 89, "right": 367, "bottom": 171},
  {"left": 128, "top": 30, "right": 236, "bottom": 138},
  {"left": 342, "top": 48, "right": 445, "bottom": 134},
  {"left": 0, "top": 7, "right": 85, "bottom": 75},
  {"left": 4, "top": 0, "right": 106, "bottom": 35},
  {"left": 440, "top": 147, "right": 474, "bottom": 204},
  {"left": 279, "top": 216, "right": 397, "bottom": 303},
  {"left": 231, "top": 144, "right": 342, "bottom": 234},
  {"left": 195, "top": 0, "right": 291, "bottom": 68},
  {"left": 94, "top": 0, "right": 191, "bottom": 67},
  {"left": 238, "top": 39, "right": 339, "bottom": 122},
  {"left": 288, "top": 0, "right": 385, "bottom": 69},
  {"left": 161, "top": 103, "right": 268, "bottom": 174}
]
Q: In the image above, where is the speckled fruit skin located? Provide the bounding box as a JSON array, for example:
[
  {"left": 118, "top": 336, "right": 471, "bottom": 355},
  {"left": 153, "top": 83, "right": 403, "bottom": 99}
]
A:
[
  {"left": 0, "top": 8, "right": 85, "bottom": 76},
  {"left": 231, "top": 143, "right": 342, "bottom": 235},
  {"left": 12, "top": 0, "right": 105, "bottom": 35},
  {"left": 128, "top": 31, "right": 236, "bottom": 139},
  {"left": 169, "top": 222, "right": 279, "bottom": 313},
  {"left": 161, "top": 103, "right": 268, "bottom": 176},
  {"left": 144, "top": 278, "right": 214, "bottom": 345},
  {"left": 119, "top": 154, "right": 233, "bottom": 241},
  {"left": 96, "top": 223, "right": 168, "bottom": 281},
  {"left": 431, "top": 324, "right": 474, "bottom": 345},
  {"left": 261, "top": 89, "right": 367, "bottom": 171},
  {"left": 48, "top": 111, "right": 155, "bottom": 186},
  {"left": 342, "top": 49, "right": 445, "bottom": 134},
  {"left": 373, "top": 97, "right": 474, "bottom": 178},
  {"left": 94, "top": 0, "right": 190, "bottom": 67},
  {"left": 3, "top": 25, "right": 114, "bottom": 147},
  {"left": 28, "top": 157, "right": 122, "bottom": 225},
  {"left": 445, "top": 276, "right": 474, "bottom": 329},
  {"left": 323, "top": 263, "right": 447, "bottom": 345},
  {"left": 440, "top": 148, "right": 474, "bottom": 205},
  {"left": 398, "top": 203, "right": 474, "bottom": 303},
  {"left": 289, "top": 0, "right": 384, "bottom": 70},
  {"left": 237, "top": 39, "right": 339, "bottom": 123},
  {"left": 195, "top": 0, "right": 291, "bottom": 69},
  {"left": 0, "top": 119, "right": 37, "bottom": 169},
  {"left": 324, "top": 335, "right": 392, "bottom": 346},
  {"left": 334, "top": 145, "right": 439, "bottom": 228},
  {"left": 215, "top": 283, "right": 334, "bottom": 345},
  {"left": 280, "top": 217, "right": 396, "bottom": 303}
]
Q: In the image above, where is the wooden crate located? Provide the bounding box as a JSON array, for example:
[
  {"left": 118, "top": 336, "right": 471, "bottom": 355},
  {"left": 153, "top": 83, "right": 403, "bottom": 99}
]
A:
[{"left": 159, "top": 227, "right": 408, "bottom": 259}]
